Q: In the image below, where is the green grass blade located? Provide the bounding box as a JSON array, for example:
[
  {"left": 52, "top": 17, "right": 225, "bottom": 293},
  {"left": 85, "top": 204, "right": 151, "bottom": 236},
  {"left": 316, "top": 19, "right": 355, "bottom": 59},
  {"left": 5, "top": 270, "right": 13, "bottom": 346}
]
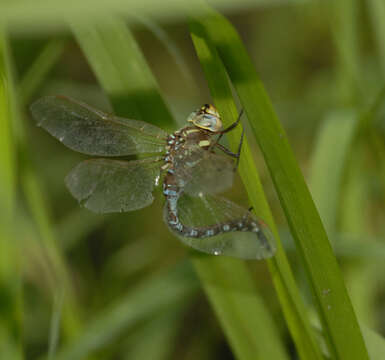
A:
[
  {"left": 331, "top": 0, "right": 361, "bottom": 105},
  {"left": 70, "top": 17, "right": 173, "bottom": 127},
  {"left": 196, "top": 7, "right": 369, "bottom": 360},
  {"left": 362, "top": 325, "right": 385, "bottom": 360},
  {"left": 22, "top": 171, "right": 82, "bottom": 340},
  {"left": 132, "top": 14, "right": 196, "bottom": 86},
  {"left": 309, "top": 109, "right": 357, "bottom": 233},
  {"left": 342, "top": 149, "right": 376, "bottom": 326},
  {"left": 0, "top": 30, "right": 23, "bottom": 360},
  {"left": 15, "top": 37, "right": 83, "bottom": 342},
  {"left": 310, "top": 89, "right": 385, "bottom": 327},
  {"left": 122, "top": 306, "right": 185, "bottom": 360},
  {"left": 193, "top": 256, "right": 289, "bottom": 360},
  {"left": 367, "top": 0, "right": 385, "bottom": 77},
  {"left": 19, "top": 38, "right": 67, "bottom": 104},
  {"left": 190, "top": 20, "right": 322, "bottom": 360},
  {"left": 72, "top": 18, "right": 289, "bottom": 360},
  {"left": 53, "top": 263, "right": 198, "bottom": 360}
]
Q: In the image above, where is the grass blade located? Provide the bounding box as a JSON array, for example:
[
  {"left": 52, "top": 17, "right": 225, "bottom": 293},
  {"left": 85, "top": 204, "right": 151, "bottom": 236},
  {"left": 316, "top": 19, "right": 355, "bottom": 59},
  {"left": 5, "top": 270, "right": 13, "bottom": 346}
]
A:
[
  {"left": 0, "top": 30, "right": 23, "bottom": 360},
  {"left": 196, "top": 6, "right": 369, "bottom": 360},
  {"left": 309, "top": 109, "right": 357, "bottom": 233},
  {"left": 122, "top": 305, "right": 185, "bottom": 360},
  {"left": 193, "top": 256, "right": 289, "bottom": 360},
  {"left": 71, "top": 17, "right": 173, "bottom": 127},
  {"left": 310, "top": 88, "right": 385, "bottom": 327},
  {"left": 53, "top": 263, "right": 197, "bottom": 360},
  {"left": 362, "top": 325, "right": 385, "bottom": 360},
  {"left": 367, "top": 0, "right": 385, "bottom": 77},
  {"left": 19, "top": 38, "right": 67, "bottom": 104},
  {"left": 190, "top": 20, "right": 322, "bottom": 360},
  {"left": 15, "top": 35, "right": 83, "bottom": 343}
]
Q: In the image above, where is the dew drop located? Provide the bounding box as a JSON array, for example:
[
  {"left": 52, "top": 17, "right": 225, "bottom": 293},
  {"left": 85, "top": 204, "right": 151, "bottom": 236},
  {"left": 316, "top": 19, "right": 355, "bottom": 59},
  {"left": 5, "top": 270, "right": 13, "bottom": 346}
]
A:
[
  {"left": 322, "top": 288, "right": 331, "bottom": 296},
  {"left": 154, "top": 175, "right": 160, "bottom": 186}
]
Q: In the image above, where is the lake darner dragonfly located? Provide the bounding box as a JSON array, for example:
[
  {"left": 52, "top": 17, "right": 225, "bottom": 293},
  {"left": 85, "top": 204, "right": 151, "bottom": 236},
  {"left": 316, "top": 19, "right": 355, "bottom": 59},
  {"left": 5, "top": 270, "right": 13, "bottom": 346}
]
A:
[{"left": 30, "top": 95, "right": 276, "bottom": 259}]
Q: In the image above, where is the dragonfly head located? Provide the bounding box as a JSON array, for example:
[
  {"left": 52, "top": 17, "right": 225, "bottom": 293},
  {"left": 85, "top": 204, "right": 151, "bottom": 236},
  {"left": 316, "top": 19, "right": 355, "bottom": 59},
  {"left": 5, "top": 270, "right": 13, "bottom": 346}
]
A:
[{"left": 187, "top": 104, "right": 223, "bottom": 132}]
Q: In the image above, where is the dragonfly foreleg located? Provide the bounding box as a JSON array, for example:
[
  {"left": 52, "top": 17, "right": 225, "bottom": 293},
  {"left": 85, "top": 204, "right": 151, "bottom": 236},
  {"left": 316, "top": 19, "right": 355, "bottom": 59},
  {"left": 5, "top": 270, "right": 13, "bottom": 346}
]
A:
[
  {"left": 211, "top": 109, "right": 244, "bottom": 148},
  {"left": 214, "top": 127, "right": 244, "bottom": 170},
  {"left": 220, "top": 108, "right": 244, "bottom": 134}
]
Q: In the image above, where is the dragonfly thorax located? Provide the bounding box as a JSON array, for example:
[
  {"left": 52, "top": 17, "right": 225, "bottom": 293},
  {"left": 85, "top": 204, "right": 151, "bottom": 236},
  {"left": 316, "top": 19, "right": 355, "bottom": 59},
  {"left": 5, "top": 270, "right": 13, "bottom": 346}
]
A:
[
  {"left": 187, "top": 104, "right": 223, "bottom": 132},
  {"left": 162, "top": 125, "right": 215, "bottom": 173}
]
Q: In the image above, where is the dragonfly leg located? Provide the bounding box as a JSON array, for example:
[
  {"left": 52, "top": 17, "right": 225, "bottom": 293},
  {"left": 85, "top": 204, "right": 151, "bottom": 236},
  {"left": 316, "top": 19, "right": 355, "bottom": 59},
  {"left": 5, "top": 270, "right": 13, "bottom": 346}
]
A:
[
  {"left": 220, "top": 108, "right": 244, "bottom": 134},
  {"left": 209, "top": 109, "right": 244, "bottom": 152},
  {"left": 214, "top": 143, "right": 238, "bottom": 158},
  {"left": 234, "top": 128, "right": 244, "bottom": 169},
  {"left": 214, "top": 127, "right": 245, "bottom": 170},
  {"left": 241, "top": 206, "right": 255, "bottom": 222}
]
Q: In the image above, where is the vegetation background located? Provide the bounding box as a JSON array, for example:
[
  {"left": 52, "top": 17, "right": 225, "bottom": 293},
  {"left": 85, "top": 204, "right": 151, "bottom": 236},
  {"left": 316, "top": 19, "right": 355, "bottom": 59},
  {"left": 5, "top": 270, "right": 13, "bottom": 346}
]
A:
[{"left": 0, "top": 1, "right": 384, "bottom": 359}]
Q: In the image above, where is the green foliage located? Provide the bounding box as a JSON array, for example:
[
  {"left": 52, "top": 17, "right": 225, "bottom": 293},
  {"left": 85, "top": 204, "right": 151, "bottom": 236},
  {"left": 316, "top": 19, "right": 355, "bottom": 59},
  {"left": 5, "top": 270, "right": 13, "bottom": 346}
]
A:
[
  {"left": 72, "top": 18, "right": 288, "bottom": 360},
  {"left": 0, "top": 30, "right": 23, "bottom": 360},
  {"left": 193, "top": 7, "right": 369, "bottom": 359},
  {"left": 189, "top": 20, "right": 322, "bottom": 360},
  {"left": 0, "top": 1, "right": 384, "bottom": 359}
]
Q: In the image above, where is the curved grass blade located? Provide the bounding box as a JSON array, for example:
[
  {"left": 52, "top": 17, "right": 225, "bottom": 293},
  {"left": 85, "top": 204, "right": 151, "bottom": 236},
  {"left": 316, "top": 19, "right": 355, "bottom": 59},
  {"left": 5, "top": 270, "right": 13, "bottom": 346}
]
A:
[
  {"left": 194, "top": 6, "right": 369, "bottom": 360},
  {"left": 367, "top": 0, "right": 385, "bottom": 77},
  {"left": 309, "top": 109, "right": 358, "bottom": 233},
  {"left": 17, "top": 37, "right": 85, "bottom": 345},
  {"left": 71, "top": 17, "right": 174, "bottom": 128},
  {"left": 0, "top": 30, "right": 23, "bottom": 360},
  {"left": 189, "top": 20, "right": 322, "bottom": 360},
  {"left": 19, "top": 38, "right": 67, "bottom": 104},
  {"left": 52, "top": 263, "right": 198, "bottom": 360}
]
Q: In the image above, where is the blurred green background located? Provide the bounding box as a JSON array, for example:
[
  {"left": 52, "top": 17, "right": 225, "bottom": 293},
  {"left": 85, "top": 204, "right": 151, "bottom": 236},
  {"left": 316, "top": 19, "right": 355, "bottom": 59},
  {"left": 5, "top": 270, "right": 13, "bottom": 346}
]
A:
[{"left": 0, "top": 1, "right": 384, "bottom": 359}]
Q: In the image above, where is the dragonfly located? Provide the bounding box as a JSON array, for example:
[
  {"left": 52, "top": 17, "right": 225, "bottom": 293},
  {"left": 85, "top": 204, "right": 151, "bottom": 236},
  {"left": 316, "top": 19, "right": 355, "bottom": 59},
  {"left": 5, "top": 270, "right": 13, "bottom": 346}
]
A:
[{"left": 30, "top": 95, "right": 276, "bottom": 260}]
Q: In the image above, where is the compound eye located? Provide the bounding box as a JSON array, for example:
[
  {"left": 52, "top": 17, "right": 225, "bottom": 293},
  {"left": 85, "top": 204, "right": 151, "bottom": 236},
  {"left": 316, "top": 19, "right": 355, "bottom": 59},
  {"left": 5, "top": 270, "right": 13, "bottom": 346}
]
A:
[{"left": 187, "top": 104, "right": 223, "bottom": 132}]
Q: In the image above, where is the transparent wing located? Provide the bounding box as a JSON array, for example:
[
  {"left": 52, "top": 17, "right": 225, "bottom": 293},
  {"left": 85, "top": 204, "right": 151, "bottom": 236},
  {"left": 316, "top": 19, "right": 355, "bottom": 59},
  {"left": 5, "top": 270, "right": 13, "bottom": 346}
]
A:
[
  {"left": 167, "top": 193, "right": 276, "bottom": 260},
  {"left": 65, "top": 157, "right": 162, "bottom": 213},
  {"left": 173, "top": 146, "right": 234, "bottom": 196},
  {"left": 31, "top": 95, "right": 167, "bottom": 156}
]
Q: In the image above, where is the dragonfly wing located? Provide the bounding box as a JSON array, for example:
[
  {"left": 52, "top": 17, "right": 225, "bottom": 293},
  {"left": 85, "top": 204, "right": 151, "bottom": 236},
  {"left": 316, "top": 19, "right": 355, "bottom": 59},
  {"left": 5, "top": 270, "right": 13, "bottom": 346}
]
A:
[
  {"left": 66, "top": 157, "right": 162, "bottom": 213},
  {"left": 31, "top": 95, "right": 167, "bottom": 156},
  {"left": 168, "top": 193, "right": 276, "bottom": 259},
  {"left": 173, "top": 147, "right": 234, "bottom": 196}
]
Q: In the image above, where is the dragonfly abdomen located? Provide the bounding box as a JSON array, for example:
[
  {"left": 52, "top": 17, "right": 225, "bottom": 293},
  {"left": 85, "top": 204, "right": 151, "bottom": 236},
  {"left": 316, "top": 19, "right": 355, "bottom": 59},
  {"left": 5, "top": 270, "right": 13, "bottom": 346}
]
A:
[{"left": 164, "top": 188, "right": 264, "bottom": 239}]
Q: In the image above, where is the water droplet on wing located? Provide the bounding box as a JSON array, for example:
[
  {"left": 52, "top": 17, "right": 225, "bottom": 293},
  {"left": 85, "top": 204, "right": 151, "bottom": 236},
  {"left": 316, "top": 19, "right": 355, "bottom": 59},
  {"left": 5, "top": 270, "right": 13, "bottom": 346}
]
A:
[{"left": 155, "top": 175, "right": 160, "bottom": 186}]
